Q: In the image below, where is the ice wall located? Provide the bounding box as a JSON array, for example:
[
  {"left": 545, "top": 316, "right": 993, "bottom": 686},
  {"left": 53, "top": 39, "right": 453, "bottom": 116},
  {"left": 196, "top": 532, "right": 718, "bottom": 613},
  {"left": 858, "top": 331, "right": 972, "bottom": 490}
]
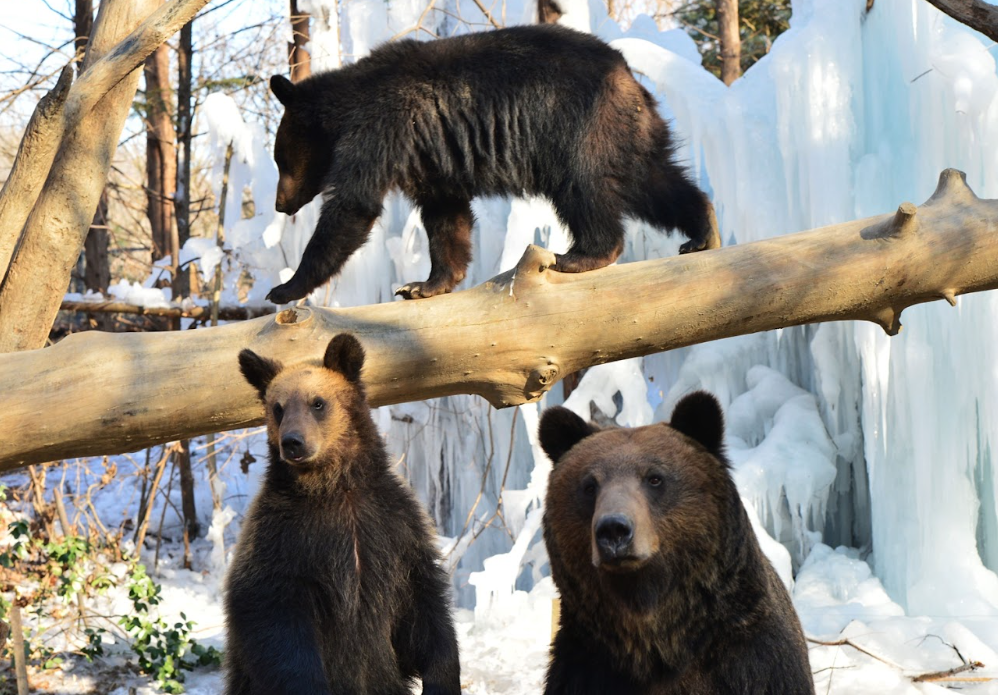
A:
[{"left": 201, "top": 0, "right": 998, "bottom": 628}]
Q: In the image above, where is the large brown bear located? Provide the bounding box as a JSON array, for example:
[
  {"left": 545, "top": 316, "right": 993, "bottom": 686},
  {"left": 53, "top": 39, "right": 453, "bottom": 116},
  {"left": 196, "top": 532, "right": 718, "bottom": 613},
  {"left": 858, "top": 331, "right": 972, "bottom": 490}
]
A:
[
  {"left": 539, "top": 392, "right": 814, "bottom": 695},
  {"left": 265, "top": 24, "right": 719, "bottom": 304},
  {"left": 225, "top": 334, "right": 460, "bottom": 695}
]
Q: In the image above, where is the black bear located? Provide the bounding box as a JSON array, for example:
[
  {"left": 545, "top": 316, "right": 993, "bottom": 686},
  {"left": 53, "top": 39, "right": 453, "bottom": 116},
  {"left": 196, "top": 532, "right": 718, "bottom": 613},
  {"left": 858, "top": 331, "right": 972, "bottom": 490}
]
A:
[
  {"left": 538, "top": 392, "right": 814, "bottom": 695},
  {"left": 266, "top": 24, "right": 719, "bottom": 304},
  {"left": 226, "top": 334, "right": 461, "bottom": 695}
]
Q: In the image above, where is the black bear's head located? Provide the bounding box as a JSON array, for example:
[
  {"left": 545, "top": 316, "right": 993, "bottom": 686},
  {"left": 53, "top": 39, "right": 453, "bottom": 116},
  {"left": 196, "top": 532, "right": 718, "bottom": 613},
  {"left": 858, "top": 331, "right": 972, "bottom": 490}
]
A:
[
  {"left": 269, "top": 75, "right": 332, "bottom": 216},
  {"left": 540, "top": 392, "right": 732, "bottom": 611},
  {"left": 239, "top": 333, "right": 368, "bottom": 467}
]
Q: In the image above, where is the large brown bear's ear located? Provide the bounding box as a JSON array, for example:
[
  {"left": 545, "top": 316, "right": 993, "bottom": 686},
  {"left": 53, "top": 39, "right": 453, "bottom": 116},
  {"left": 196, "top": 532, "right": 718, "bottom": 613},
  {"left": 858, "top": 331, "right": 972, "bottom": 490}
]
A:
[
  {"left": 239, "top": 349, "right": 283, "bottom": 400},
  {"left": 669, "top": 391, "right": 724, "bottom": 456},
  {"left": 324, "top": 334, "right": 365, "bottom": 383},
  {"left": 539, "top": 407, "right": 599, "bottom": 465},
  {"left": 270, "top": 75, "right": 297, "bottom": 106}
]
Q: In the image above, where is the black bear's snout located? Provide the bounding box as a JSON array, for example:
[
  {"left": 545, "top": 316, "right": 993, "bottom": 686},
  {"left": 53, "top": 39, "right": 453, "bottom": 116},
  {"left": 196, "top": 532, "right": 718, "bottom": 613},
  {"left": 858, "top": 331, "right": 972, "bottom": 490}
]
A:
[
  {"left": 280, "top": 432, "right": 307, "bottom": 461},
  {"left": 595, "top": 514, "right": 634, "bottom": 559}
]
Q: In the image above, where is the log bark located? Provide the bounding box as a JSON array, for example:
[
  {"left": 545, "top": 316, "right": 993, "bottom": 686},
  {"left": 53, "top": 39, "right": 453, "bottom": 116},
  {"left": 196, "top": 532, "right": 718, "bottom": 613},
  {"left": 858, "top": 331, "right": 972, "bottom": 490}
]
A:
[
  {"left": 0, "top": 169, "right": 996, "bottom": 469},
  {"left": 923, "top": 0, "right": 998, "bottom": 43},
  {"left": 716, "top": 0, "right": 742, "bottom": 86},
  {"left": 0, "top": 0, "right": 157, "bottom": 353},
  {"left": 0, "top": 67, "right": 73, "bottom": 277}
]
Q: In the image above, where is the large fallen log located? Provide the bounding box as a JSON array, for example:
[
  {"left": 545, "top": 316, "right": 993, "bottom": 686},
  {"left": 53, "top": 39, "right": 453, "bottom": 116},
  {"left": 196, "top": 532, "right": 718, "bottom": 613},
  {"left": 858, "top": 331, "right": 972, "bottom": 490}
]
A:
[{"left": 0, "top": 169, "right": 996, "bottom": 469}]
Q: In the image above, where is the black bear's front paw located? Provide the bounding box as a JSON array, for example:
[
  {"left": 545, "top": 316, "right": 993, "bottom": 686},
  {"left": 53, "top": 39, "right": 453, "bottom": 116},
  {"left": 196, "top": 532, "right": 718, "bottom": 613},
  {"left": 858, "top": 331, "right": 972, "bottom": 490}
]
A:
[{"left": 267, "top": 281, "right": 306, "bottom": 305}]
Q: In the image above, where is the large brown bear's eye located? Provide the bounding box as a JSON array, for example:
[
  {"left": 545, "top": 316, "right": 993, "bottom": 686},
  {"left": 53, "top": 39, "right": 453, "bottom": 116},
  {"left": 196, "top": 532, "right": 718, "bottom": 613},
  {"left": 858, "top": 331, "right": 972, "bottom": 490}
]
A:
[
  {"left": 646, "top": 473, "right": 663, "bottom": 488},
  {"left": 582, "top": 478, "right": 598, "bottom": 497},
  {"left": 312, "top": 398, "right": 325, "bottom": 411},
  {"left": 273, "top": 403, "right": 284, "bottom": 423}
]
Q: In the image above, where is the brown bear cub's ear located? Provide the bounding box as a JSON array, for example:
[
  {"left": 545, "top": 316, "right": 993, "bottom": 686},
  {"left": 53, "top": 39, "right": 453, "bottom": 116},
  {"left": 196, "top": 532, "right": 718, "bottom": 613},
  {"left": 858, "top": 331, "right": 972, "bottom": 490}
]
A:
[
  {"left": 669, "top": 391, "right": 725, "bottom": 456},
  {"left": 539, "top": 407, "right": 600, "bottom": 465},
  {"left": 323, "top": 334, "right": 365, "bottom": 383},
  {"left": 270, "top": 75, "right": 297, "bottom": 107},
  {"left": 239, "top": 349, "right": 283, "bottom": 401}
]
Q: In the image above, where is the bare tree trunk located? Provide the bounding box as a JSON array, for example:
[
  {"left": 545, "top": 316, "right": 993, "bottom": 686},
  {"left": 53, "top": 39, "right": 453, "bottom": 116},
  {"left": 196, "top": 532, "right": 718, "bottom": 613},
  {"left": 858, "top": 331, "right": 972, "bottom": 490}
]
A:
[
  {"left": 176, "top": 439, "right": 199, "bottom": 544},
  {"left": 144, "top": 42, "right": 177, "bottom": 263},
  {"left": 76, "top": 0, "right": 111, "bottom": 299},
  {"left": 174, "top": 20, "right": 194, "bottom": 298},
  {"left": 83, "top": 195, "right": 110, "bottom": 293},
  {"left": 0, "top": 0, "right": 158, "bottom": 353},
  {"left": 171, "top": 18, "right": 198, "bottom": 542},
  {"left": 0, "top": 0, "right": 211, "bottom": 353},
  {"left": 716, "top": 0, "right": 742, "bottom": 86},
  {"left": 0, "top": 68, "right": 72, "bottom": 277},
  {"left": 0, "top": 170, "right": 995, "bottom": 469},
  {"left": 288, "top": 0, "right": 311, "bottom": 82},
  {"left": 923, "top": 0, "right": 998, "bottom": 43},
  {"left": 538, "top": 0, "right": 562, "bottom": 24}
]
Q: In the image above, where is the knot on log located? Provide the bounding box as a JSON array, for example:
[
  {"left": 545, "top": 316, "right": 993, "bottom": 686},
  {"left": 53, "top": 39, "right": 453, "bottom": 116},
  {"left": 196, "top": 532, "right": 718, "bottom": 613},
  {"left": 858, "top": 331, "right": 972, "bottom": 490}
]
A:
[
  {"left": 927, "top": 168, "right": 976, "bottom": 206},
  {"left": 263, "top": 306, "right": 313, "bottom": 331},
  {"left": 515, "top": 244, "right": 558, "bottom": 282},
  {"left": 525, "top": 362, "right": 561, "bottom": 402}
]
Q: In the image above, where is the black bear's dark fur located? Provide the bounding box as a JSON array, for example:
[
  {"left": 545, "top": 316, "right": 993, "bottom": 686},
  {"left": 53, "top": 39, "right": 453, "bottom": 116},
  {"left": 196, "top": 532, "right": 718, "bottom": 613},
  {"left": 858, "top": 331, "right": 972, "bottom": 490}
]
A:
[
  {"left": 225, "top": 334, "right": 460, "bottom": 695},
  {"left": 538, "top": 392, "right": 814, "bottom": 695},
  {"left": 266, "top": 24, "right": 718, "bottom": 304}
]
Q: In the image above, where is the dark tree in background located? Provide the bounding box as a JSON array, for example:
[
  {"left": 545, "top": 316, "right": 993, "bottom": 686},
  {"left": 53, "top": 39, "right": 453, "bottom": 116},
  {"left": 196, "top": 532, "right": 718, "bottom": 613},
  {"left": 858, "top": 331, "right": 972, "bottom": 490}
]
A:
[
  {"left": 75, "top": 0, "right": 111, "bottom": 294},
  {"left": 675, "top": 0, "right": 791, "bottom": 81}
]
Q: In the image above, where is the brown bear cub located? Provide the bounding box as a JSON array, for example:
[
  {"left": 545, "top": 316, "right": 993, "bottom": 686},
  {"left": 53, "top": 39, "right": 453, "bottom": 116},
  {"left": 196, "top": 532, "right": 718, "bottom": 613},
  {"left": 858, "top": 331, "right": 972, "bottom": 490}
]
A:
[
  {"left": 539, "top": 392, "right": 814, "bottom": 695},
  {"left": 266, "top": 24, "right": 719, "bottom": 305},
  {"left": 225, "top": 334, "right": 460, "bottom": 695}
]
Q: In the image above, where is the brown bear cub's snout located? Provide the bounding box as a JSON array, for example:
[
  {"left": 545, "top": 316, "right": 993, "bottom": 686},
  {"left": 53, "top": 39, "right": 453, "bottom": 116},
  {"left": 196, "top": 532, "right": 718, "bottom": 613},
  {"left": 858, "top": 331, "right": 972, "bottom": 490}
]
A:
[{"left": 279, "top": 431, "right": 308, "bottom": 462}]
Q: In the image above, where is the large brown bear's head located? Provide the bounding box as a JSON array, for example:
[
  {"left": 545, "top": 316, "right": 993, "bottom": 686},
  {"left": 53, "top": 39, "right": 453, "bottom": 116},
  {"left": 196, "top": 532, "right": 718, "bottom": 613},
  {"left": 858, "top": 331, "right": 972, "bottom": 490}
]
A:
[
  {"left": 540, "top": 392, "right": 733, "bottom": 610},
  {"left": 269, "top": 75, "right": 333, "bottom": 216},
  {"left": 238, "top": 333, "right": 368, "bottom": 467}
]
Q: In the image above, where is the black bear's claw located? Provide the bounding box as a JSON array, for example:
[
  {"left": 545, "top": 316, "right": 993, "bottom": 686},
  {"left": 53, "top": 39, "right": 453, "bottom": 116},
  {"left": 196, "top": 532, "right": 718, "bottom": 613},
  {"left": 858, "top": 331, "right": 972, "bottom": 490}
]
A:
[{"left": 395, "top": 284, "right": 421, "bottom": 300}]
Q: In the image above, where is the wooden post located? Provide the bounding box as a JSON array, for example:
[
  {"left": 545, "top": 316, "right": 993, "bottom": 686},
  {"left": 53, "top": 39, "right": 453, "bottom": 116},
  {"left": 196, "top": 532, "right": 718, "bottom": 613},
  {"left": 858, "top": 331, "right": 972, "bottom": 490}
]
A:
[{"left": 10, "top": 603, "right": 28, "bottom": 695}]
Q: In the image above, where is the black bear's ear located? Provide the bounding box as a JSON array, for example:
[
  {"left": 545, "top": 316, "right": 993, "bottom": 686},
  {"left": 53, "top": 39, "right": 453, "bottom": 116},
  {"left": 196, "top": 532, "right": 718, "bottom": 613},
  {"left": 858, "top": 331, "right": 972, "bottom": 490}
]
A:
[
  {"left": 324, "top": 334, "right": 365, "bottom": 383},
  {"left": 669, "top": 391, "right": 724, "bottom": 456},
  {"left": 239, "top": 349, "right": 283, "bottom": 400},
  {"left": 270, "top": 75, "right": 297, "bottom": 107},
  {"left": 539, "top": 407, "right": 599, "bottom": 465}
]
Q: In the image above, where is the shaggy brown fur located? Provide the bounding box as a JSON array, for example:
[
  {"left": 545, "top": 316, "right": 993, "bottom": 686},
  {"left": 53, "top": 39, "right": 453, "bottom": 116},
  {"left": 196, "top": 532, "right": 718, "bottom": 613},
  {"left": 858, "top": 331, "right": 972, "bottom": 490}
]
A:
[
  {"left": 539, "top": 392, "right": 814, "bottom": 695},
  {"left": 225, "top": 334, "right": 460, "bottom": 695}
]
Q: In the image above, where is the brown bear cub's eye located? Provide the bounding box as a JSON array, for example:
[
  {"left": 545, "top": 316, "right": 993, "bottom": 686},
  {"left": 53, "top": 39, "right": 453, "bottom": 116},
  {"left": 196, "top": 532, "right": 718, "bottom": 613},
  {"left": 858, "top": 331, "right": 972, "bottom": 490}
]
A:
[
  {"left": 582, "top": 480, "right": 598, "bottom": 497},
  {"left": 312, "top": 398, "right": 325, "bottom": 411},
  {"left": 646, "top": 474, "right": 663, "bottom": 488},
  {"left": 273, "top": 404, "right": 284, "bottom": 422}
]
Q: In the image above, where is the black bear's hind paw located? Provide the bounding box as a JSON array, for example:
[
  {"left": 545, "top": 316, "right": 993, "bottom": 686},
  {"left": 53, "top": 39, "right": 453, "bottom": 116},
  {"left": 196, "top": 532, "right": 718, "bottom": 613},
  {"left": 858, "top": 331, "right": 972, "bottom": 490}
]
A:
[{"left": 395, "top": 281, "right": 451, "bottom": 300}]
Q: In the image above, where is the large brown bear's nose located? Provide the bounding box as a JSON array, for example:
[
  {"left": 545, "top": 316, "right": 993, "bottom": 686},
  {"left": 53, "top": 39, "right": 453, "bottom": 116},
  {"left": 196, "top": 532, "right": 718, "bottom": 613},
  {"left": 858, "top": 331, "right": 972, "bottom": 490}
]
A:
[
  {"left": 595, "top": 514, "right": 634, "bottom": 559},
  {"left": 281, "top": 432, "right": 307, "bottom": 461}
]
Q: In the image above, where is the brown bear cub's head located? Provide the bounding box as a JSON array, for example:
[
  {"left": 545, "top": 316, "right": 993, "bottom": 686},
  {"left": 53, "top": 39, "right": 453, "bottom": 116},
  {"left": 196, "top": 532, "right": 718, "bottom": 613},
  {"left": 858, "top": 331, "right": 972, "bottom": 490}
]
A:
[
  {"left": 238, "top": 333, "right": 369, "bottom": 467},
  {"left": 269, "top": 75, "right": 333, "bottom": 216},
  {"left": 540, "top": 391, "right": 732, "bottom": 611}
]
